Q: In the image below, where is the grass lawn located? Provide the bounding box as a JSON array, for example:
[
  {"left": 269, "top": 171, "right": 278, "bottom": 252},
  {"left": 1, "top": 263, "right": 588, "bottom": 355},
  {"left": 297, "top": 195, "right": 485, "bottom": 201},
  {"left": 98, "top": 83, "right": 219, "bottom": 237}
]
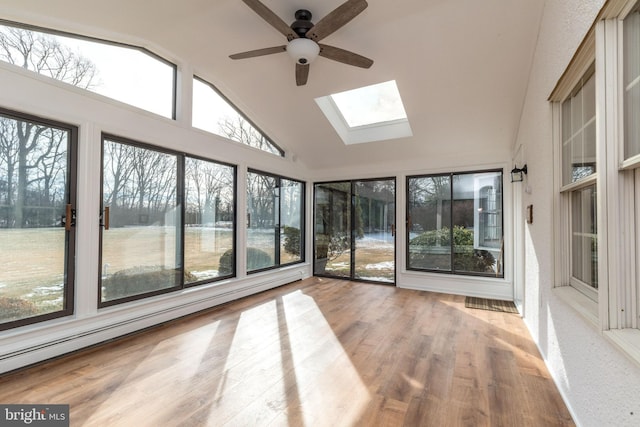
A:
[{"left": 0, "top": 227, "right": 394, "bottom": 321}]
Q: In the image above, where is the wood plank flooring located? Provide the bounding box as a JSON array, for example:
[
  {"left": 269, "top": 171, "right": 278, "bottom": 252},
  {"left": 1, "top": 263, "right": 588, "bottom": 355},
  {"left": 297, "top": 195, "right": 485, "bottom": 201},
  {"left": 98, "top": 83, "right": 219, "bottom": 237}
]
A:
[{"left": 0, "top": 278, "right": 574, "bottom": 426}]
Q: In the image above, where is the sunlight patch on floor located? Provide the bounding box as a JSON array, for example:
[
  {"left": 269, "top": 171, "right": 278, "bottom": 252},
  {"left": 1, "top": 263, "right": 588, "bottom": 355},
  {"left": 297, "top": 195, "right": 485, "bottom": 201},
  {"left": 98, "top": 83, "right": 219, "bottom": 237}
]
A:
[{"left": 281, "top": 290, "right": 371, "bottom": 426}]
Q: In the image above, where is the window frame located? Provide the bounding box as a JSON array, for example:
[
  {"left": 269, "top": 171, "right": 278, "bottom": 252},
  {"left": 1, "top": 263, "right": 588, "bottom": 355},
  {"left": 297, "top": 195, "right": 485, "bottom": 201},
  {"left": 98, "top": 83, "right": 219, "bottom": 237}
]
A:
[
  {"left": 406, "top": 168, "right": 505, "bottom": 279},
  {"left": 555, "top": 63, "right": 599, "bottom": 302},
  {"left": 0, "top": 106, "right": 77, "bottom": 331},
  {"left": 246, "top": 168, "right": 305, "bottom": 274}
]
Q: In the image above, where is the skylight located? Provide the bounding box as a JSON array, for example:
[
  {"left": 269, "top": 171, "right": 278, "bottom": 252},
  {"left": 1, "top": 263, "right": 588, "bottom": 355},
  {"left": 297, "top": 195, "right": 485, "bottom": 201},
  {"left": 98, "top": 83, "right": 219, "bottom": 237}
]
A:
[
  {"left": 330, "top": 80, "right": 408, "bottom": 127},
  {"left": 315, "top": 80, "right": 412, "bottom": 145}
]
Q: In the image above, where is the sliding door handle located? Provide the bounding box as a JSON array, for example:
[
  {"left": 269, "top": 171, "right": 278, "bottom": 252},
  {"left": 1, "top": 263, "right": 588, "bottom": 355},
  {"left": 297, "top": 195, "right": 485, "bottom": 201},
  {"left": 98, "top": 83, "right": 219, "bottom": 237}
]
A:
[
  {"left": 101, "top": 206, "right": 110, "bottom": 230},
  {"left": 62, "top": 204, "right": 76, "bottom": 231}
]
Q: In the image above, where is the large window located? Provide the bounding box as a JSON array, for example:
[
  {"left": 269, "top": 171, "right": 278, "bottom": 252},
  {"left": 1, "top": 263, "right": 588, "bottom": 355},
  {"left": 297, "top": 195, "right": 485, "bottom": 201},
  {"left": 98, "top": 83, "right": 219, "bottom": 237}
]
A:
[
  {"left": 184, "top": 157, "right": 236, "bottom": 283},
  {"left": 0, "top": 20, "right": 176, "bottom": 118},
  {"left": 246, "top": 170, "right": 304, "bottom": 273},
  {"left": 560, "top": 67, "right": 598, "bottom": 300},
  {"left": 100, "top": 135, "right": 236, "bottom": 306},
  {"left": 407, "top": 170, "right": 503, "bottom": 277},
  {"left": 0, "top": 108, "right": 76, "bottom": 330},
  {"left": 192, "top": 77, "right": 284, "bottom": 156}
]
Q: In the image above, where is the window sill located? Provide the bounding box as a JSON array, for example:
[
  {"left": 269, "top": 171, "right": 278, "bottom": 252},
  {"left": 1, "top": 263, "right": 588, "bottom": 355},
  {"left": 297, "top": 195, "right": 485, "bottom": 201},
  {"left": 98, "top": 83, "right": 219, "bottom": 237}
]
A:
[
  {"left": 553, "top": 286, "right": 640, "bottom": 368},
  {"left": 603, "top": 329, "right": 640, "bottom": 368},
  {"left": 553, "top": 285, "right": 599, "bottom": 329}
]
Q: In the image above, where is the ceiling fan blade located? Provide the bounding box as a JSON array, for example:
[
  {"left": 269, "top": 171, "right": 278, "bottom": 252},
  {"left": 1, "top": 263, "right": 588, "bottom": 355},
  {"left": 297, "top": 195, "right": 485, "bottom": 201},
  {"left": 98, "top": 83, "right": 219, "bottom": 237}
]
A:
[
  {"left": 306, "top": 0, "right": 368, "bottom": 42},
  {"left": 296, "top": 63, "right": 309, "bottom": 86},
  {"left": 241, "top": 0, "right": 298, "bottom": 40},
  {"left": 229, "top": 45, "right": 287, "bottom": 60},
  {"left": 318, "top": 44, "right": 373, "bottom": 68}
]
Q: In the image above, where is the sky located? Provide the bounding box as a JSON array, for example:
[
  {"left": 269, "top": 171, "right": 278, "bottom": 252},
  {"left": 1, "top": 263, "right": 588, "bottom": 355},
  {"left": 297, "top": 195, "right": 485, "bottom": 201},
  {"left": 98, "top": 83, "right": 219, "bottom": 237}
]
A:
[
  {"left": 330, "top": 80, "right": 407, "bottom": 128},
  {"left": 50, "top": 31, "right": 174, "bottom": 118}
]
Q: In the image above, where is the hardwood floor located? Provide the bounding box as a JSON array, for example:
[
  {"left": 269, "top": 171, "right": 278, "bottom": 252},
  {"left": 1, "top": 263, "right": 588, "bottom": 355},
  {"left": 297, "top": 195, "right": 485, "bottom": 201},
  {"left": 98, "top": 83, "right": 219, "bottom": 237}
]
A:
[{"left": 0, "top": 278, "right": 574, "bottom": 426}]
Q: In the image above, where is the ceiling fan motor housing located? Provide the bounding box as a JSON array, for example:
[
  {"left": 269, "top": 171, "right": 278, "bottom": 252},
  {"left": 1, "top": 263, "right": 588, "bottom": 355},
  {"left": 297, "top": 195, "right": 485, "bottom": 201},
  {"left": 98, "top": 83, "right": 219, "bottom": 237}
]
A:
[{"left": 291, "top": 9, "right": 314, "bottom": 38}]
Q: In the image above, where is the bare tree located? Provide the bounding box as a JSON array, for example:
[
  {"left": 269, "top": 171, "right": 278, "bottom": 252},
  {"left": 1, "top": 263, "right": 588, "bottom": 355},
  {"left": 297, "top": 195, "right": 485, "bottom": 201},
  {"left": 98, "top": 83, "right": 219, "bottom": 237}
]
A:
[
  {"left": 0, "top": 26, "right": 98, "bottom": 226},
  {"left": 0, "top": 26, "right": 97, "bottom": 89},
  {"left": 185, "top": 158, "right": 235, "bottom": 225},
  {"left": 247, "top": 172, "right": 276, "bottom": 229},
  {"left": 218, "top": 116, "right": 280, "bottom": 155},
  {"left": 103, "top": 141, "right": 135, "bottom": 209}
]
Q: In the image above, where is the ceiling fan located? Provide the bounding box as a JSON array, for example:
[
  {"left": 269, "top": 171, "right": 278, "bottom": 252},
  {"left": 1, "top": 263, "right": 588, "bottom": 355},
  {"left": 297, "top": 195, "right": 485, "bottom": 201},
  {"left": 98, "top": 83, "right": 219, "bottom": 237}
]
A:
[{"left": 229, "top": 0, "right": 373, "bottom": 86}]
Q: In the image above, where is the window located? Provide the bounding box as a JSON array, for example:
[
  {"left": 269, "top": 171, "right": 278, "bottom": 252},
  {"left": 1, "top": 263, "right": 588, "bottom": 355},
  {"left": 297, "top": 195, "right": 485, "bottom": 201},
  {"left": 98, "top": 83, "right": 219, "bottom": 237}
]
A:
[
  {"left": 100, "top": 136, "right": 180, "bottom": 304},
  {"left": 407, "top": 170, "right": 503, "bottom": 277},
  {"left": 192, "top": 77, "right": 284, "bottom": 156},
  {"left": 559, "top": 67, "right": 598, "bottom": 301},
  {"left": 562, "top": 67, "right": 596, "bottom": 184},
  {"left": 184, "top": 156, "right": 236, "bottom": 284},
  {"left": 246, "top": 170, "right": 304, "bottom": 273},
  {"left": 0, "top": 20, "right": 175, "bottom": 118},
  {"left": 0, "top": 108, "right": 77, "bottom": 330},
  {"left": 100, "top": 135, "right": 236, "bottom": 306}
]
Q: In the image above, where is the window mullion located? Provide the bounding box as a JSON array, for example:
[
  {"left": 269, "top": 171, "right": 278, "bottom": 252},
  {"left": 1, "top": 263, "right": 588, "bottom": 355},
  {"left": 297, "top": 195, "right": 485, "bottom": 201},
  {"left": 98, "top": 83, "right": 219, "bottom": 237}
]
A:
[
  {"left": 598, "top": 18, "right": 621, "bottom": 328},
  {"left": 177, "top": 155, "right": 185, "bottom": 288}
]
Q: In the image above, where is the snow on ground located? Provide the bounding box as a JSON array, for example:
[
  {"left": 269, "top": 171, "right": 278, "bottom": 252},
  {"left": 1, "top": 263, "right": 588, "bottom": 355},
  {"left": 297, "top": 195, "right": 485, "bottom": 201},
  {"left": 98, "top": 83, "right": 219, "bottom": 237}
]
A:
[
  {"left": 364, "top": 261, "right": 394, "bottom": 270},
  {"left": 192, "top": 270, "right": 219, "bottom": 279},
  {"left": 25, "top": 284, "right": 63, "bottom": 298}
]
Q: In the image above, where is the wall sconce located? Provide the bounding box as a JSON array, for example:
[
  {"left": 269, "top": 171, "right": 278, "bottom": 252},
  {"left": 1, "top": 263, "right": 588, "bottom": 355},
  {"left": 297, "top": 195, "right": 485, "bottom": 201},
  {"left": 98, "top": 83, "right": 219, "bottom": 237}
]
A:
[{"left": 511, "top": 164, "right": 528, "bottom": 182}]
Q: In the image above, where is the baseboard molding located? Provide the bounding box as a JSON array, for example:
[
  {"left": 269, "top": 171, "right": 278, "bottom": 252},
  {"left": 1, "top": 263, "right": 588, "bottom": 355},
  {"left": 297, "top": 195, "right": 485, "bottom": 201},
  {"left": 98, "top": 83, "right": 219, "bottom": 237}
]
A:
[{"left": 398, "top": 271, "right": 513, "bottom": 301}]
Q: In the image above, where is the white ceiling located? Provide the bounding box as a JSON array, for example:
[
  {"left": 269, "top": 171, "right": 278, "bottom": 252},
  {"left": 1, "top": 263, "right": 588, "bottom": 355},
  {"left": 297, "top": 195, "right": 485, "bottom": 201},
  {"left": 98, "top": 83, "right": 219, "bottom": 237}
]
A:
[{"left": 0, "top": 0, "right": 545, "bottom": 171}]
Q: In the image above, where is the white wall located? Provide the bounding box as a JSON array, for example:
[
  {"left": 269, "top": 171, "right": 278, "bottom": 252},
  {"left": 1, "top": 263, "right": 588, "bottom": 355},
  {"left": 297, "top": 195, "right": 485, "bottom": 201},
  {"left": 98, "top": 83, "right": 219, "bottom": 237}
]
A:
[{"left": 514, "top": 1, "right": 640, "bottom": 426}]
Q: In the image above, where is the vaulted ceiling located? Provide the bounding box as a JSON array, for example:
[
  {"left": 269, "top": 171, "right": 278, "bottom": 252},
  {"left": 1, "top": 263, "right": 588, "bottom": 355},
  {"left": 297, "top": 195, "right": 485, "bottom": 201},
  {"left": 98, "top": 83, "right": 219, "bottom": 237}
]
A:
[{"left": 0, "top": 0, "right": 545, "bottom": 172}]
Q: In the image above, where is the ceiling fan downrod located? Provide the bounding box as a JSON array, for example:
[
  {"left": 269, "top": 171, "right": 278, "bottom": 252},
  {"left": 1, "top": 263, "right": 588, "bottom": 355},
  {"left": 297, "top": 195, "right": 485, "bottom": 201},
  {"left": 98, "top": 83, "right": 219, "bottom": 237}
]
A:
[{"left": 290, "top": 9, "right": 314, "bottom": 38}]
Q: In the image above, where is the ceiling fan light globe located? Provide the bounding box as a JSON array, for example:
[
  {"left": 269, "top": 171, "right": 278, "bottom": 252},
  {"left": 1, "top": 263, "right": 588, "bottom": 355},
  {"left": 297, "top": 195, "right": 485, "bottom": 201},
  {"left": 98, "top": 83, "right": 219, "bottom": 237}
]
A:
[{"left": 287, "top": 38, "right": 320, "bottom": 65}]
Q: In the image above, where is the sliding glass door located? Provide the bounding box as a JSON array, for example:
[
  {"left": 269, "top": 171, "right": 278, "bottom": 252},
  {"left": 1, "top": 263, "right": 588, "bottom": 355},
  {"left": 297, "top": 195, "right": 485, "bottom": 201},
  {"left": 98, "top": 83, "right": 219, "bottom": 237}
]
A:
[
  {"left": 0, "top": 108, "right": 77, "bottom": 330},
  {"left": 354, "top": 180, "right": 396, "bottom": 282},
  {"left": 314, "top": 178, "right": 395, "bottom": 283}
]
